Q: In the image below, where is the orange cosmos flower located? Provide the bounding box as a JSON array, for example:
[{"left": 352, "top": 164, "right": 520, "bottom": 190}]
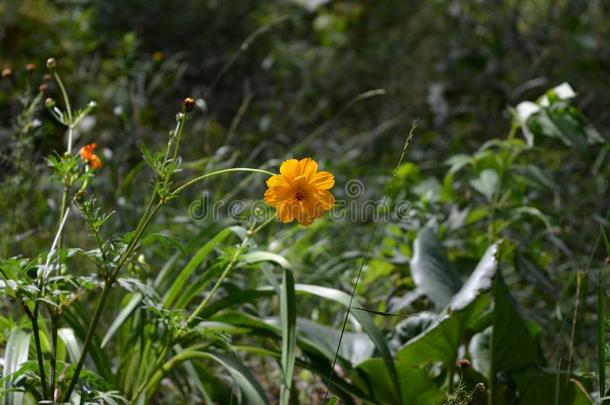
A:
[
  {"left": 79, "top": 143, "right": 96, "bottom": 161},
  {"left": 88, "top": 154, "right": 102, "bottom": 170},
  {"left": 264, "top": 158, "right": 335, "bottom": 225},
  {"left": 79, "top": 143, "right": 102, "bottom": 170}
]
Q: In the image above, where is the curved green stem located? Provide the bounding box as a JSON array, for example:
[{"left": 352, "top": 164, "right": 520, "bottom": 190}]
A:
[
  {"left": 186, "top": 215, "right": 274, "bottom": 325},
  {"left": 170, "top": 168, "right": 275, "bottom": 196},
  {"left": 185, "top": 234, "right": 251, "bottom": 326}
]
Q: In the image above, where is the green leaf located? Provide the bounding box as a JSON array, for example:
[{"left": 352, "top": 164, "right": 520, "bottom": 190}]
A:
[
  {"left": 491, "top": 275, "right": 540, "bottom": 374},
  {"left": 353, "top": 358, "right": 443, "bottom": 405},
  {"left": 58, "top": 328, "right": 81, "bottom": 363},
  {"left": 399, "top": 243, "right": 499, "bottom": 367},
  {"left": 241, "top": 251, "right": 292, "bottom": 269},
  {"left": 470, "top": 169, "right": 499, "bottom": 202},
  {"left": 163, "top": 228, "right": 233, "bottom": 307},
  {"left": 449, "top": 243, "right": 500, "bottom": 311},
  {"left": 516, "top": 83, "right": 603, "bottom": 151},
  {"left": 410, "top": 227, "right": 461, "bottom": 309},
  {"left": 296, "top": 284, "right": 403, "bottom": 404},
  {"left": 511, "top": 368, "right": 593, "bottom": 405},
  {"left": 156, "top": 350, "right": 268, "bottom": 405},
  {"left": 101, "top": 293, "right": 142, "bottom": 348},
  {"left": 2, "top": 328, "right": 31, "bottom": 405},
  {"left": 280, "top": 269, "right": 296, "bottom": 405}
]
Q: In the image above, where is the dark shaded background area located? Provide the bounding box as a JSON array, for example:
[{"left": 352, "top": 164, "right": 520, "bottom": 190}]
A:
[{"left": 3, "top": 0, "right": 610, "bottom": 162}]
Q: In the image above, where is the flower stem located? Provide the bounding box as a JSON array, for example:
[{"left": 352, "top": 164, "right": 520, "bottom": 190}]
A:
[
  {"left": 24, "top": 303, "right": 49, "bottom": 400},
  {"left": 170, "top": 167, "right": 275, "bottom": 197},
  {"left": 185, "top": 234, "right": 251, "bottom": 326},
  {"left": 63, "top": 280, "right": 112, "bottom": 401},
  {"left": 186, "top": 215, "right": 274, "bottom": 325}
]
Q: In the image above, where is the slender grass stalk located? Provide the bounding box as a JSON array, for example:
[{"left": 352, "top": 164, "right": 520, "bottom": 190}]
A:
[
  {"left": 322, "top": 120, "right": 418, "bottom": 404},
  {"left": 567, "top": 272, "right": 583, "bottom": 376},
  {"left": 599, "top": 225, "right": 610, "bottom": 403}
]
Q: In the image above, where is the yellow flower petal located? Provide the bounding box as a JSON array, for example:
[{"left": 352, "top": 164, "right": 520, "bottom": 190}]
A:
[
  {"left": 298, "top": 157, "right": 318, "bottom": 179},
  {"left": 310, "top": 171, "right": 335, "bottom": 190},
  {"left": 280, "top": 159, "right": 300, "bottom": 180}
]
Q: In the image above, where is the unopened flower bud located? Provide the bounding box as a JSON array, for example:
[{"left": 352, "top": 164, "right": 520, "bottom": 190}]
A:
[
  {"left": 1, "top": 68, "right": 12, "bottom": 78},
  {"left": 42, "top": 73, "right": 52, "bottom": 82},
  {"left": 87, "top": 100, "right": 98, "bottom": 110},
  {"left": 475, "top": 382, "right": 486, "bottom": 392},
  {"left": 46, "top": 58, "right": 57, "bottom": 69},
  {"left": 26, "top": 63, "right": 36, "bottom": 72},
  {"left": 38, "top": 83, "right": 48, "bottom": 93},
  {"left": 45, "top": 98, "right": 56, "bottom": 109},
  {"left": 183, "top": 97, "right": 195, "bottom": 113},
  {"left": 176, "top": 112, "right": 186, "bottom": 121},
  {"left": 456, "top": 359, "right": 470, "bottom": 369}
]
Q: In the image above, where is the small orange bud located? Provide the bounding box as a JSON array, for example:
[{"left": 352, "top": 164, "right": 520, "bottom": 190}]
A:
[
  {"left": 26, "top": 63, "right": 36, "bottom": 72},
  {"left": 38, "top": 83, "right": 48, "bottom": 93},
  {"left": 1, "top": 68, "right": 12, "bottom": 78},
  {"left": 42, "top": 73, "right": 52, "bottom": 82}
]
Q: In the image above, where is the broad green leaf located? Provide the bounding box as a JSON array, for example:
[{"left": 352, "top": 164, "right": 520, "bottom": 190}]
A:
[
  {"left": 410, "top": 227, "right": 461, "bottom": 309},
  {"left": 449, "top": 243, "right": 499, "bottom": 311},
  {"left": 491, "top": 276, "right": 540, "bottom": 374},
  {"left": 470, "top": 169, "right": 499, "bottom": 203},
  {"left": 399, "top": 243, "right": 499, "bottom": 366},
  {"left": 511, "top": 368, "right": 593, "bottom": 405},
  {"left": 353, "top": 358, "right": 443, "bottom": 405}
]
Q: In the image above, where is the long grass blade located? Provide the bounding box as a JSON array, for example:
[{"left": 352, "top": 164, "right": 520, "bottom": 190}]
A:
[
  {"left": 280, "top": 269, "right": 296, "bottom": 405},
  {"left": 2, "top": 328, "right": 31, "bottom": 405}
]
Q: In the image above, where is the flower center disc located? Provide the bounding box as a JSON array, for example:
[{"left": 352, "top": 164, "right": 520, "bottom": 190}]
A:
[{"left": 295, "top": 190, "right": 305, "bottom": 201}]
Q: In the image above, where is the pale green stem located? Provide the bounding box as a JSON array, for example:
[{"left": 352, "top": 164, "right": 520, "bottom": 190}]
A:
[{"left": 170, "top": 167, "right": 275, "bottom": 197}]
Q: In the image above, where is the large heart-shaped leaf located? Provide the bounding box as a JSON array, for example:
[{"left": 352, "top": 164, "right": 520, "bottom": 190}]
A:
[{"left": 410, "top": 227, "right": 461, "bottom": 309}]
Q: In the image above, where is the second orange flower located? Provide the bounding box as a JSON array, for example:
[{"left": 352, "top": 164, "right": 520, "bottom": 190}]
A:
[{"left": 79, "top": 143, "right": 102, "bottom": 170}]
